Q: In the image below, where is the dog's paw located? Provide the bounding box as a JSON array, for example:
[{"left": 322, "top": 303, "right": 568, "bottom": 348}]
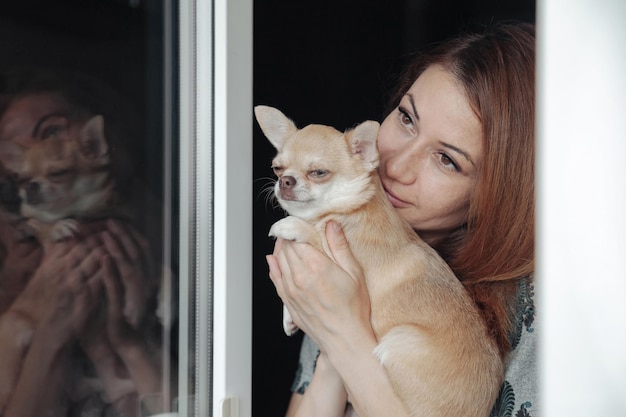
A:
[
  {"left": 13, "top": 220, "right": 37, "bottom": 242},
  {"left": 50, "top": 218, "right": 80, "bottom": 241},
  {"left": 269, "top": 216, "right": 317, "bottom": 243},
  {"left": 282, "top": 304, "right": 299, "bottom": 336}
]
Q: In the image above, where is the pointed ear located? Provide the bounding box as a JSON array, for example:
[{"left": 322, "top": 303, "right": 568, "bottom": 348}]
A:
[
  {"left": 348, "top": 120, "right": 380, "bottom": 171},
  {"left": 0, "top": 140, "right": 25, "bottom": 174},
  {"left": 254, "top": 105, "right": 298, "bottom": 150},
  {"left": 79, "top": 115, "right": 109, "bottom": 160}
]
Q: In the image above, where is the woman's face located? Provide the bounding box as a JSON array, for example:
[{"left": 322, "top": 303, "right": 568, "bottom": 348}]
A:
[
  {"left": 0, "top": 92, "right": 71, "bottom": 147},
  {"left": 377, "top": 65, "right": 483, "bottom": 244}
]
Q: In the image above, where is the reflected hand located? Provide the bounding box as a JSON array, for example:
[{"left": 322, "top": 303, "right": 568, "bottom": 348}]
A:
[
  {"left": 7, "top": 227, "right": 107, "bottom": 326},
  {"left": 101, "top": 219, "right": 155, "bottom": 328}
]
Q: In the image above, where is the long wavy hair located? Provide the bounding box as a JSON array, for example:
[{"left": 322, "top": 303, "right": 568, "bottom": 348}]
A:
[{"left": 386, "top": 22, "right": 535, "bottom": 355}]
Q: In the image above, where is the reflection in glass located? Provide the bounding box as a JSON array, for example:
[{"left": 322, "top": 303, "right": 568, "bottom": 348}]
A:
[{"left": 0, "top": 2, "right": 181, "bottom": 416}]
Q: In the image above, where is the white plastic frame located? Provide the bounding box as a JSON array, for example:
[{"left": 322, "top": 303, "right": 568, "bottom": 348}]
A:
[{"left": 178, "top": 0, "right": 252, "bottom": 416}]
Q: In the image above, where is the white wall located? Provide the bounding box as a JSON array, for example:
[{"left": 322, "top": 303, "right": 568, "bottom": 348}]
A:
[{"left": 537, "top": 0, "right": 626, "bottom": 414}]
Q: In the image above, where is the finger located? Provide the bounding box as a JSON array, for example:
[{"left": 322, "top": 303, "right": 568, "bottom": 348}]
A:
[
  {"left": 266, "top": 254, "right": 284, "bottom": 296},
  {"left": 60, "top": 234, "right": 104, "bottom": 269},
  {"left": 68, "top": 245, "right": 107, "bottom": 284},
  {"left": 105, "top": 219, "right": 144, "bottom": 261},
  {"left": 102, "top": 255, "right": 124, "bottom": 319},
  {"left": 273, "top": 238, "right": 284, "bottom": 256},
  {"left": 102, "top": 227, "right": 149, "bottom": 327},
  {"left": 101, "top": 230, "right": 146, "bottom": 283},
  {"left": 75, "top": 219, "right": 108, "bottom": 236},
  {"left": 325, "top": 221, "right": 360, "bottom": 278}
]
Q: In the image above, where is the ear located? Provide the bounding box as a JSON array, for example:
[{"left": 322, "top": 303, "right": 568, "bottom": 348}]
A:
[
  {"left": 348, "top": 120, "right": 380, "bottom": 171},
  {"left": 0, "top": 140, "right": 25, "bottom": 174},
  {"left": 79, "top": 115, "right": 109, "bottom": 160},
  {"left": 254, "top": 105, "right": 298, "bottom": 150}
]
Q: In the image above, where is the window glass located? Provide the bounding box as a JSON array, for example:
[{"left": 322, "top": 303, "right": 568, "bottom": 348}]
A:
[{"left": 0, "top": 1, "right": 183, "bottom": 416}]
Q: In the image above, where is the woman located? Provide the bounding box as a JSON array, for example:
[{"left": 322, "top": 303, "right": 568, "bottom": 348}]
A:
[{"left": 267, "top": 22, "right": 536, "bottom": 417}]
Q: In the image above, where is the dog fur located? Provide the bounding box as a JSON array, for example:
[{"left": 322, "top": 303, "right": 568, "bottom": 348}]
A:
[
  {"left": 0, "top": 114, "right": 121, "bottom": 252},
  {"left": 255, "top": 105, "right": 503, "bottom": 417}
]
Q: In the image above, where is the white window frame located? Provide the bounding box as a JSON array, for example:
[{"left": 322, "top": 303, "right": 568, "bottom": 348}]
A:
[
  {"left": 175, "top": 0, "right": 626, "bottom": 415},
  {"left": 178, "top": 0, "right": 252, "bottom": 416}
]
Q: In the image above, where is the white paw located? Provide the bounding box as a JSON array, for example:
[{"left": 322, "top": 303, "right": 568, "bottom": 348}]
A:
[
  {"left": 283, "top": 304, "right": 299, "bottom": 336},
  {"left": 268, "top": 216, "right": 310, "bottom": 242},
  {"left": 50, "top": 218, "right": 80, "bottom": 241}
]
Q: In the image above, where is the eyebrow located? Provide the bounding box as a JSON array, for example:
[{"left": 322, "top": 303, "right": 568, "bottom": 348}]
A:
[
  {"left": 407, "top": 94, "right": 420, "bottom": 122},
  {"left": 441, "top": 142, "right": 476, "bottom": 167},
  {"left": 32, "top": 113, "right": 69, "bottom": 138},
  {"left": 405, "top": 93, "right": 476, "bottom": 168}
]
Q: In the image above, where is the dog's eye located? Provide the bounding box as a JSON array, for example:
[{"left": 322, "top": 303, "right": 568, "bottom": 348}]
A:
[
  {"left": 48, "top": 169, "right": 73, "bottom": 180},
  {"left": 272, "top": 165, "right": 284, "bottom": 176},
  {"left": 41, "top": 125, "right": 65, "bottom": 139},
  {"left": 308, "top": 169, "right": 329, "bottom": 178}
]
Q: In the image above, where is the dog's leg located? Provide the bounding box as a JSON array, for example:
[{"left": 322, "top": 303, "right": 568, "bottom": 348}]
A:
[
  {"left": 282, "top": 305, "right": 298, "bottom": 336},
  {"left": 268, "top": 216, "right": 323, "bottom": 250},
  {"left": 269, "top": 216, "right": 323, "bottom": 336}
]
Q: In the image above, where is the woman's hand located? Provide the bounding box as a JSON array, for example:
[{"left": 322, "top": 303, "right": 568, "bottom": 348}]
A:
[
  {"left": 101, "top": 219, "right": 156, "bottom": 329},
  {"left": 266, "top": 221, "right": 373, "bottom": 353},
  {"left": 7, "top": 224, "right": 107, "bottom": 326}
]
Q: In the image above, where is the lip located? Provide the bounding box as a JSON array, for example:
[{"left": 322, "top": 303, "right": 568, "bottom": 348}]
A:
[{"left": 382, "top": 182, "right": 411, "bottom": 208}]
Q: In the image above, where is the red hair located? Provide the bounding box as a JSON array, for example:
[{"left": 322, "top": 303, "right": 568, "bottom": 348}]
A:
[{"left": 387, "top": 23, "right": 535, "bottom": 355}]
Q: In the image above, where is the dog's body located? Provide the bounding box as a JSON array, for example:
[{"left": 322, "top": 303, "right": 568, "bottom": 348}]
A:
[
  {"left": 255, "top": 106, "right": 502, "bottom": 417},
  {"left": 0, "top": 115, "right": 122, "bottom": 251}
]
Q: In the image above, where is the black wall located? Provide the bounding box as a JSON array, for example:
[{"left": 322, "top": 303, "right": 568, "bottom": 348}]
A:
[{"left": 252, "top": 1, "right": 535, "bottom": 415}]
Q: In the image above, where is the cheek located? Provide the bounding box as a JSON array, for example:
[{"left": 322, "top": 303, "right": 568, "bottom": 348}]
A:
[
  {"left": 376, "top": 118, "right": 398, "bottom": 159},
  {"left": 408, "top": 179, "right": 473, "bottom": 228}
]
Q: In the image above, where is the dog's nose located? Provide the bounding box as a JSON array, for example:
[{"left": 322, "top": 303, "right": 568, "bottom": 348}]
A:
[
  {"left": 25, "top": 181, "right": 42, "bottom": 205},
  {"left": 279, "top": 175, "right": 296, "bottom": 190}
]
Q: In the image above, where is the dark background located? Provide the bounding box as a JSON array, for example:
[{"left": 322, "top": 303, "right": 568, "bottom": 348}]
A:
[{"left": 252, "top": 0, "right": 535, "bottom": 415}]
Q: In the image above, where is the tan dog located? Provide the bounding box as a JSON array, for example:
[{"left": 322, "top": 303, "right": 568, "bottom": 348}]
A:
[
  {"left": 255, "top": 105, "right": 502, "bottom": 417},
  {"left": 0, "top": 115, "right": 120, "bottom": 251}
]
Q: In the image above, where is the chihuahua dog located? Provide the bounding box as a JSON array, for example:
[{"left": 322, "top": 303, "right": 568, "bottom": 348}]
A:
[
  {"left": 0, "top": 115, "right": 121, "bottom": 252},
  {"left": 255, "top": 105, "right": 502, "bottom": 417}
]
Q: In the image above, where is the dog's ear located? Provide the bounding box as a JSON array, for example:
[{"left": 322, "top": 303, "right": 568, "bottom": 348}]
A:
[
  {"left": 348, "top": 120, "right": 380, "bottom": 171},
  {"left": 0, "top": 140, "right": 25, "bottom": 174},
  {"left": 79, "top": 115, "right": 109, "bottom": 162},
  {"left": 254, "top": 105, "right": 298, "bottom": 150}
]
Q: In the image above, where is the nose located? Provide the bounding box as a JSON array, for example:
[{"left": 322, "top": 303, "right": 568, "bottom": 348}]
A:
[
  {"left": 279, "top": 175, "right": 296, "bottom": 191},
  {"left": 382, "top": 144, "right": 420, "bottom": 185},
  {"left": 25, "top": 181, "right": 42, "bottom": 205}
]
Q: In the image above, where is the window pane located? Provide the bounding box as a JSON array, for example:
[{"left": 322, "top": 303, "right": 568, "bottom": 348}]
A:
[{"left": 0, "top": 1, "right": 184, "bottom": 416}]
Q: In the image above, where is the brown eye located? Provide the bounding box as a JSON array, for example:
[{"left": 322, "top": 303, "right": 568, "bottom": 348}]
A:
[
  {"left": 272, "top": 165, "right": 284, "bottom": 176},
  {"left": 398, "top": 108, "right": 413, "bottom": 126},
  {"left": 437, "top": 153, "right": 460, "bottom": 172}
]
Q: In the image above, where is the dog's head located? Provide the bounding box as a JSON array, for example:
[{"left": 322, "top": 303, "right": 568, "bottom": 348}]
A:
[
  {"left": 255, "top": 105, "right": 380, "bottom": 220},
  {"left": 0, "top": 115, "right": 113, "bottom": 221}
]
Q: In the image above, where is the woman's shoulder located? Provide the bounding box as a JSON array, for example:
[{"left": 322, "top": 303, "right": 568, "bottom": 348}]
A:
[{"left": 490, "top": 276, "right": 538, "bottom": 417}]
